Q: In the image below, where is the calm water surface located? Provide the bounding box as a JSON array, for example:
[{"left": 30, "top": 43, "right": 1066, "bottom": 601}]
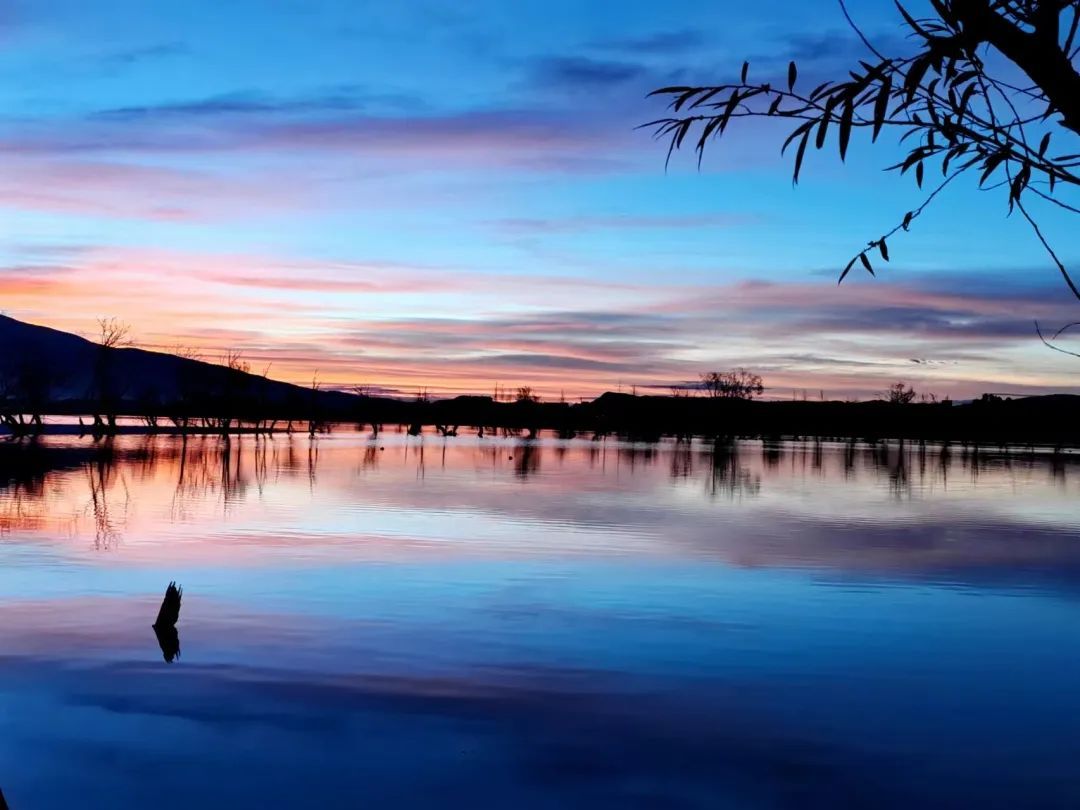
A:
[{"left": 1, "top": 432, "right": 1079, "bottom": 809}]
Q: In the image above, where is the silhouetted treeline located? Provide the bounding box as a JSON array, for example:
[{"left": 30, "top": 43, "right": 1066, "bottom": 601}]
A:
[
  {"left": 7, "top": 386, "right": 1080, "bottom": 446},
  {"left": 4, "top": 314, "right": 1080, "bottom": 445},
  {"left": 396, "top": 392, "right": 1080, "bottom": 447}
]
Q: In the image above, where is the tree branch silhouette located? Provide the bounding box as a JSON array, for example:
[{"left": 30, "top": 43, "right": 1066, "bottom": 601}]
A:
[{"left": 644, "top": 0, "right": 1080, "bottom": 295}]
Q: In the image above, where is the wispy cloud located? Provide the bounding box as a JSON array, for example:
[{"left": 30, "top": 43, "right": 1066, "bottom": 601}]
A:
[
  {"left": 90, "top": 88, "right": 392, "bottom": 121},
  {"left": 0, "top": 105, "right": 629, "bottom": 174},
  {"left": 527, "top": 56, "right": 648, "bottom": 90},
  {"left": 5, "top": 237, "right": 1078, "bottom": 399},
  {"left": 7, "top": 247, "right": 1079, "bottom": 399},
  {"left": 492, "top": 213, "right": 756, "bottom": 234},
  {"left": 587, "top": 29, "right": 707, "bottom": 55},
  {"left": 0, "top": 157, "right": 328, "bottom": 221},
  {"left": 95, "top": 42, "right": 191, "bottom": 69}
]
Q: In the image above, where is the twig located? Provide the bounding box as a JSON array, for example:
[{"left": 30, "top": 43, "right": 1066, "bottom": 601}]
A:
[
  {"left": 1053, "top": 321, "right": 1080, "bottom": 339},
  {"left": 1036, "top": 320, "right": 1080, "bottom": 358},
  {"left": 840, "top": 169, "right": 966, "bottom": 282},
  {"left": 1028, "top": 185, "right": 1080, "bottom": 214},
  {"left": 1016, "top": 195, "right": 1080, "bottom": 300},
  {"left": 839, "top": 0, "right": 888, "bottom": 61}
]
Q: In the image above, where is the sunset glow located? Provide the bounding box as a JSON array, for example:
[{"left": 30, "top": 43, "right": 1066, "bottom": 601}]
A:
[{"left": 2, "top": 1, "right": 1078, "bottom": 399}]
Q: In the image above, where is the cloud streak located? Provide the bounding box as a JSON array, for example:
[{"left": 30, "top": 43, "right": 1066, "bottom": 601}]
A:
[
  {"left": 0, "top": 105, "right": 629, "bottom": 175},
  {"left": 8, "top": 244, "right": 1077, "bottom": 400},
  {"left": 528, "top": 56, "right": 648, "bottom": 90},
  {"left": 587, "top": 29, "right": 707, "bottom": 55},
  {"left": 492, "top": 213, "right": 756, "bottom": 234}
]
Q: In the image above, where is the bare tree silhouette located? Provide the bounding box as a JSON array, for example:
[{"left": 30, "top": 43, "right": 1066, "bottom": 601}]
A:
[
  {"left": 886, "top": 381, "right": 919, "bottom": 404},
  {"left": 700, "top": 369, "right": 765, "bottom": 399},
  {"left": 97, "top": 317, "right": 131, "bottom": 349},
  {"left": 90, "top": 318, "right": 133, "bottom": 432}
]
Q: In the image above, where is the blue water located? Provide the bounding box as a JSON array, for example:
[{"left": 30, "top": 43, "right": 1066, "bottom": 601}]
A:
[{"left": 1, "top": 433, "right": 1079, "bottom": 808}]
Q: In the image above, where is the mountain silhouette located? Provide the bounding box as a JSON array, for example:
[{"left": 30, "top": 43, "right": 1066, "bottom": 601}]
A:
[{"left": 0, "top": 314, "right": 357, "bottom": 413}]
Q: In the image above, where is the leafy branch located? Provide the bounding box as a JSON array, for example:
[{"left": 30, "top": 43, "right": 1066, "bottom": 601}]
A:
[{"left": 645, "top": 0, "right": 1080, "bottom": 295}]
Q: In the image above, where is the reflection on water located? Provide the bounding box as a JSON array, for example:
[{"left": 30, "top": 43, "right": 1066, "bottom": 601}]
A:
[{"left": 1, "top": 431, "right": 1080, "bottom": 809}]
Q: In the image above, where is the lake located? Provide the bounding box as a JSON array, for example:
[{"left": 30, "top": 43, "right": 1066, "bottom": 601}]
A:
[{"left": 1, "top": 431, "right": 1079, "bottom": 809}]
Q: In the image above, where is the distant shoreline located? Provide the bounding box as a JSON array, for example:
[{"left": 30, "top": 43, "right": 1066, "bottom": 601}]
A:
[
  {"left": 6, "top": 314, "right": 1079, "bottom": 447},
  {"left": 3, "top": 391, "right": 1080, "bottom": 448}
]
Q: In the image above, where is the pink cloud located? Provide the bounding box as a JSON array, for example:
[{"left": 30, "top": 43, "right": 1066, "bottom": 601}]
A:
[
  {"left": 0, "top": 157, "right": 331, "bottom": 221},
  {"left": 4, "top": 243, "right": 1079, "bottom": 401},
  {"left": 0, "top": 108, "right": 634, "bottom": 174}
]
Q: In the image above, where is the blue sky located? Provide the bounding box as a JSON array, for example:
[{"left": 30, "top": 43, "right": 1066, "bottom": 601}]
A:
[{"left": 1, "top": 0, "right": 1078, "bottom": 398}]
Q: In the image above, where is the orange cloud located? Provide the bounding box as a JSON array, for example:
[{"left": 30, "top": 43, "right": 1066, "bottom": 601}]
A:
[{"left": 4, "top": 245, "right": 1079, "bottom": 401}]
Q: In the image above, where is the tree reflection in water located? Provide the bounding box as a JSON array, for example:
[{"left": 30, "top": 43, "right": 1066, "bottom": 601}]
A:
[{"left": 0, "top": 431, "right": 1077, "bottom": 547}]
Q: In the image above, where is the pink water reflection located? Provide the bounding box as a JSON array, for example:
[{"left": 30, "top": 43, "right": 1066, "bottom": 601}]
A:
[{"left": 1, "top": 432, "right": 1078, "bottom": 576}]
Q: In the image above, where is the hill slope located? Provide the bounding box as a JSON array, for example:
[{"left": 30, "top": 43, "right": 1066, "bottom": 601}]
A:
[{"left": 0, "top": 314, "right": 358, "bottom": 415}]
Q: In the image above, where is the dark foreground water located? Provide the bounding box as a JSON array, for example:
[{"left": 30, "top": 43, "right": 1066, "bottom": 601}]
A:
[{"left": 1, "top": 431, "right": 1079, "bottom": 809}]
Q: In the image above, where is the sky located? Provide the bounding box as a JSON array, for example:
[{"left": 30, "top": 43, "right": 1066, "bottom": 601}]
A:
[{"left": 0, "top": 0, "right": 1078, "bottom": 400}]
